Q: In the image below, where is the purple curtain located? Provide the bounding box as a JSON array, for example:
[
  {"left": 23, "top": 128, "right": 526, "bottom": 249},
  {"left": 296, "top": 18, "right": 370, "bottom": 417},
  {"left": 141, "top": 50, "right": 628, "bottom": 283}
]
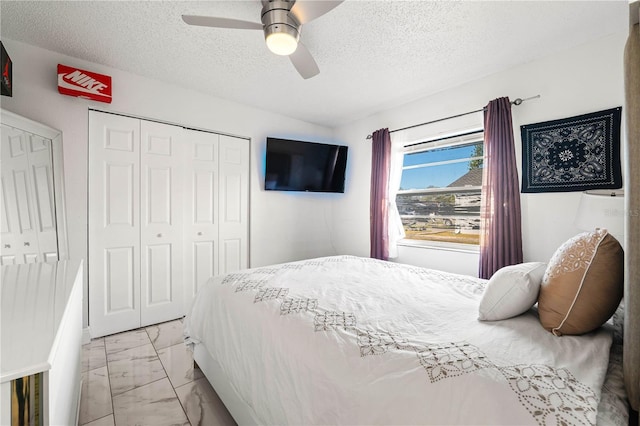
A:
[
  {"left": 479, "top": 97, "right": 523, "bottom": 279},
  {"left": 370, "top": 128, "right": 391, "bottom": 260}
]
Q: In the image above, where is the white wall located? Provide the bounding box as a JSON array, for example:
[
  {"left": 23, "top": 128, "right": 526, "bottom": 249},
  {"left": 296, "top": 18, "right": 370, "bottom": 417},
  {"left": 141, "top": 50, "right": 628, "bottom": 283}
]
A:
[
  {"left": 0, "top": 39, "right": 338, "bottom": 329},
  {"left": 1, "top": 30, "right": 629, "bottom": 329},
  {"left": 333, "top": 32, "right": 628, "bottom": 276}
]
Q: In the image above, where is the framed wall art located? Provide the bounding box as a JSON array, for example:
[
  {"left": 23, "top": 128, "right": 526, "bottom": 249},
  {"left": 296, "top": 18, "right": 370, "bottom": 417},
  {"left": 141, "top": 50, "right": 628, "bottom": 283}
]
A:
[{"left": 521, "top": 107, "right": 622, "bottom": 193}]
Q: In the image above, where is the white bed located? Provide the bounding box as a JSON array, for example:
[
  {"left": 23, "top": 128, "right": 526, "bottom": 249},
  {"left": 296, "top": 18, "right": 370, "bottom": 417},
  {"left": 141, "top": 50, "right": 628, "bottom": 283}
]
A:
[{"left": 184, "top": 255, "right": 627, "bottom": 425}]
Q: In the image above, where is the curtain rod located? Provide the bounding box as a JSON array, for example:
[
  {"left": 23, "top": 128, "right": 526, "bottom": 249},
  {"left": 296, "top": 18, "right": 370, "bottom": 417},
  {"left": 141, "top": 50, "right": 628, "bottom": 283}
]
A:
[{"left": 365, "top": 95, "right": 541, "bottom": 140}]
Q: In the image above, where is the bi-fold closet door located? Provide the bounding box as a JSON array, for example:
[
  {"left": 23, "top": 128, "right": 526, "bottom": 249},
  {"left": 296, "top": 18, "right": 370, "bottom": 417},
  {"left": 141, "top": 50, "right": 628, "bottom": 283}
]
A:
[
  {"left": 89, "top": 111, "right": 249, "bottom": 338},
  {"left": 89, "top": 112, "right": 184, "bottom": 336},
  {"left": 0, "top": 125, "right": 58, "bottom": 265},
  {"left": 182, "top": 130, "right": 250, "bottom": 311}
]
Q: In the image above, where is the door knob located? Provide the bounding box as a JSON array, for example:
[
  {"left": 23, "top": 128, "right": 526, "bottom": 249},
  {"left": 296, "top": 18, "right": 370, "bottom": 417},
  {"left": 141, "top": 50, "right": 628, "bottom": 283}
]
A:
[
  {"left": 157, "top": 233, "right": 163, "bottom": 238},
  {"left": 197, "top": 232, "right": 203, "bottom": 236},
  {"left": 24, "top": 242, "right": 30, "bottom": 247}
]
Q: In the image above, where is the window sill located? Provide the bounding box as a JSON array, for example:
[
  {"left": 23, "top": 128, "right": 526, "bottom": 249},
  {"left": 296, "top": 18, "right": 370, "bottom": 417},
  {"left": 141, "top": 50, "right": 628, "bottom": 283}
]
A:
[{"left": 397, "top": 239, "right": 480, "bottom": 254}]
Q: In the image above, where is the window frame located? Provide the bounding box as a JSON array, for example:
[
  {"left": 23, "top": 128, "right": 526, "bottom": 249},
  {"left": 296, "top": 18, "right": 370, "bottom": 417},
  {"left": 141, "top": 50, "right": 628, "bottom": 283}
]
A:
[{"left": 397, "top": 128, "right": 484, "bottom": 251}]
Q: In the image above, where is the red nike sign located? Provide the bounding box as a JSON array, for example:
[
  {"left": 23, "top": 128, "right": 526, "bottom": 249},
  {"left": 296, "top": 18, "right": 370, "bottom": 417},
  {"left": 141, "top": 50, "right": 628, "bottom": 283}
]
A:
[{"left": 57, "top": 64, "right": 112, "bottom": 103}]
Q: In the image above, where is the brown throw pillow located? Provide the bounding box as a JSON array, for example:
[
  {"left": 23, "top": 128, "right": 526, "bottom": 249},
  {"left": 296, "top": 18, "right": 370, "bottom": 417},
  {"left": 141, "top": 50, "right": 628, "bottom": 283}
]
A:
[{"left": 538, "top": 229, "right": 624, "bottom": 336}]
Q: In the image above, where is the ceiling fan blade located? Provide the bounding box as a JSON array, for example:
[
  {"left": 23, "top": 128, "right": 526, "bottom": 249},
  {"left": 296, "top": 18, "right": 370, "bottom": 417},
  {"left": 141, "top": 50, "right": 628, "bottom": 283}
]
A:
[
  {"left": 289, "top": 1, "right": 344, "bottom": 24},
  {"left": 289, "top": 42, "right": 320, "bottom": 79},
  {"left": 182, "top": 15, "right": 263, "bottom": 30}
]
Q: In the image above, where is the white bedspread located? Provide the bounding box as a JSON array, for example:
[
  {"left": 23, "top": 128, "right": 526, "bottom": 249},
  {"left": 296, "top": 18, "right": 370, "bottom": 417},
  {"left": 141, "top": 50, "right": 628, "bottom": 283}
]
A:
[{"left": 184, "top": 256, "right": 612, "bottom": 425}]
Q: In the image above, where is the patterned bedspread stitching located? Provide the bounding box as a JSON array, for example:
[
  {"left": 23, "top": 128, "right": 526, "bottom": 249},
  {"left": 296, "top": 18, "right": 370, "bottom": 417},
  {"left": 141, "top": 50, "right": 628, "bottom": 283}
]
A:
[
  {"left": 357, "top": 330, "right": 408, "bottom": 356},
  {"left": 280, "top": 297, "right": 318, "bottom": 314},
  {"left": 416, "top": 342, "right": 496, "bottom": 382},
  {"left": 500, "top": 365, "right": 598, "bottom": 426},
  {"left": 254, "top": 287, "right": 289, "bottom": 303}
]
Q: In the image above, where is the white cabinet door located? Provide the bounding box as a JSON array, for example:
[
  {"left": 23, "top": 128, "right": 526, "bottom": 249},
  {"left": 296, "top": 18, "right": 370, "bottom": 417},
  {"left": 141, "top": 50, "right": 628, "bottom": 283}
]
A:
[
  {"left": 89, "top": 112, "right": 141, "bottom": 337},
  {"left": 0, "top": 125, "right": 57, "bottom": 265},
  {"left": 183, "top": 130, "right": 219, "bottom": 310},
  {"left": 140, "top": 121, "right": 184, "bottom": 326},
  {"left": 218, "top": 135, "right": 249, "bottom": 274}
]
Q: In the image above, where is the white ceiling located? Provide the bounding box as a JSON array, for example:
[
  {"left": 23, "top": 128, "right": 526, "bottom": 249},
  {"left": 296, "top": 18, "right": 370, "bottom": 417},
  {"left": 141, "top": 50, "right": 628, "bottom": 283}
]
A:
[{"left": 0, "top": 1, "right": 628, "bottom": 128}]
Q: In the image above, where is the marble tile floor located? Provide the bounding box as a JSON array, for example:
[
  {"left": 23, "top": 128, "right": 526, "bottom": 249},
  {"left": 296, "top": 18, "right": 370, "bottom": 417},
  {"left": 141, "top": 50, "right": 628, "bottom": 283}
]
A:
[{"left": 80, "top": 318, "right": 236, "bottom": 426}]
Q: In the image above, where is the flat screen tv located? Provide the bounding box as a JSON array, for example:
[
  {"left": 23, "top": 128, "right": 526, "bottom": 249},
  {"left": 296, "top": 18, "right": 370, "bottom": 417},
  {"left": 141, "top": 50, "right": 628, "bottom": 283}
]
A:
[{"left": 265, "top": 137, "right": 348, "bottom": 193}]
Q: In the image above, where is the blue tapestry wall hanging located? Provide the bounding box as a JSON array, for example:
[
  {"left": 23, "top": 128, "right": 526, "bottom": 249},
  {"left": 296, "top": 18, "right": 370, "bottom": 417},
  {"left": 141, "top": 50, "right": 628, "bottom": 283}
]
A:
[{"left": 520, "top": 107, "right": 622, "bottom": 193}]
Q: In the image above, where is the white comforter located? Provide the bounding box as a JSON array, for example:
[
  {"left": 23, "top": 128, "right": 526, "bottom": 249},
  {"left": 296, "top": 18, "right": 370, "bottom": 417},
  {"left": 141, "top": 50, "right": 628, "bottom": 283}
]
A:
[{"left": 184, "top": 256, "right": 612, "bottom": 425}]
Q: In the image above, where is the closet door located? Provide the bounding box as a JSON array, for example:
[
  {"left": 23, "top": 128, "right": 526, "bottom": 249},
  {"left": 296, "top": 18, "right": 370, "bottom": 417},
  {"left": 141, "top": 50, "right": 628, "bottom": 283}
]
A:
[
  {"left": 27, "top": 134, "right": 58, "bottom": 262},
  {"left": 218, "top": 135, "right": 249, "bottom": 274},
  {"left": 0, "top": 126, "right": 57, "bottom": 265},
  {"left": 139, "top": 121, "right": 184, "bottom": 326},
  {"left": 88, "top": 111, "right": 250, "bottom": 335},
  {"left": 89, "top": 112, "right": 141, "bottom": 338},
  {"left": 1, "top": 126, "right": 38, "bottom": 264},
  {"left": 183, "top": 130, "right": 219, "bottom": 310}
]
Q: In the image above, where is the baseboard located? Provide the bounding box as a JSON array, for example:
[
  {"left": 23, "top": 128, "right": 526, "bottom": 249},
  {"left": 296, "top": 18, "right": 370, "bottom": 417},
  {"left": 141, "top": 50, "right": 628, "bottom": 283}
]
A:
[
  {"left": 82, "top": 327, "right": 91, "bottom": 345},
  {"left": 75, "top": 378, "right": 83, "bottom": 426}
]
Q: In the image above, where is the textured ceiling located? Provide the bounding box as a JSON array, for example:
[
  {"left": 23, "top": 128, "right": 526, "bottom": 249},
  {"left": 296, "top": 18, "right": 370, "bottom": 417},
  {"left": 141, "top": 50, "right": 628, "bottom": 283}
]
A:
[{"left": 0, "top": 1, "right": 628, "bottom": 127}]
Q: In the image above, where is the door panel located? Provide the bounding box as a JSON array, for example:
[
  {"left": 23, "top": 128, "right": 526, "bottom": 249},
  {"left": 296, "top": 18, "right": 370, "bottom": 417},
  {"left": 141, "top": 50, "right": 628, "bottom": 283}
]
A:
[
  {"left": 183, "top": 130, "right": 219, "bottom": 309},
  {"left": 194, "top": 171, "right": 215, "bottom": 224},
  {"left": 89, "top": 111, "right": 141, "bottom": 337},
  {"left": 0, "top": 180, "right": 8, "bottom": 234},
  {"left": 146, "top": 134, "right": 172, "bottom": 156},
  {"left": 105, "top": 127, "right": 135, "bottom": 152},
  {"left": 106, "top": 163, "right": 135, "bottom": 226},
  {"left": 194, "top": 241, "right": 215, "bottom": 296},
  {"left": 105, "top": 246, "right": 135, "bottom": 312},
  {"left": 146, "top": 244, "right": 172, "bottom": 304},
  {"left": 140, "top": 120, "right": 183, "bottom": 326},
  {"left": 147, "top": 167, "right": 171, "bottom": 225},
  {"left": 43, "top": 252, "right": 59, "bottom": 263},
  {"left": 28, "top": 135, "right": 57, "bottom": 259},
  {"left": 218, "top": 135, "right": 249, "bottom": 275},
  {"left": 222, "top": 238, "right": 241, "bottom": 274},
  {"left": 33, "top": 164, "right": 55, "bottom": 230},
  {"left": 223, "top": 175, "right": 241, "bottom": 223},
  {"left": 13, "top": 170, "right": 34, "bottom": 232}
]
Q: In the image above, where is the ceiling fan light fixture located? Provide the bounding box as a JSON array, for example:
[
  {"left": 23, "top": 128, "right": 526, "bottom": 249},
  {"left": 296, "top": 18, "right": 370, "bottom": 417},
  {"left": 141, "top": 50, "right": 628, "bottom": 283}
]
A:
[
  {"left": 262, "top": 1, "right": 300, "bottom": 56},
  {"left": 266, "top": 32, "right": 298, "bottom": 55},
  {"left": 182, "top": 0, "right": 342, "bottom": 78}
]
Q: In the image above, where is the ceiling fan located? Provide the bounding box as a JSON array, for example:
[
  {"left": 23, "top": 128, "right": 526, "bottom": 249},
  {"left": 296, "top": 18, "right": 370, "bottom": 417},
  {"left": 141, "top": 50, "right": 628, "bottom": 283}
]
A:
[{"left": 182, "top": 0, "right": 343, "bottom": 79}]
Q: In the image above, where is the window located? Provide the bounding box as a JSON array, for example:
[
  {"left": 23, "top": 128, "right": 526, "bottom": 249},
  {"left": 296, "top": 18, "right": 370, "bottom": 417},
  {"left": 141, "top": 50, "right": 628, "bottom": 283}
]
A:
[{"left": 396, "top": 131, "right": 483, "bottom": 246}]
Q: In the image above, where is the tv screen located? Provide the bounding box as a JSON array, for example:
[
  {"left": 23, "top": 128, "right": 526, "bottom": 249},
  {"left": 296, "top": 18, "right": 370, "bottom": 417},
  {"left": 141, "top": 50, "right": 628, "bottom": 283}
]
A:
[{"left": 265, "top": 137, "right": 348, "bottom": 193}]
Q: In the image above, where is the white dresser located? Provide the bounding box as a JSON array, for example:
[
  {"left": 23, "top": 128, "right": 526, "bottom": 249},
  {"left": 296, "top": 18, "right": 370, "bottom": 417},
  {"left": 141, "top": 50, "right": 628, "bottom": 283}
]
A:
[{"left": 0, "top": 260, "right": 83, "bottom": 425}]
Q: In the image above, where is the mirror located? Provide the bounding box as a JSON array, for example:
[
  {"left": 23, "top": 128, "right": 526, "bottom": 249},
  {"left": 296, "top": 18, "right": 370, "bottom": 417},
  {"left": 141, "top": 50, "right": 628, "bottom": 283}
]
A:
[{"left": 0, "top": 109, "right": 68, "bottom": 265}]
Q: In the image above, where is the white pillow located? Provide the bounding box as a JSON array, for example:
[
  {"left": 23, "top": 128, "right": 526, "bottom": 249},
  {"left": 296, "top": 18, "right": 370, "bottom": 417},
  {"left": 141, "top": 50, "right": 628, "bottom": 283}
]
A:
[{"left": 478, "top": 262, "right": 547, "bottom": 321}]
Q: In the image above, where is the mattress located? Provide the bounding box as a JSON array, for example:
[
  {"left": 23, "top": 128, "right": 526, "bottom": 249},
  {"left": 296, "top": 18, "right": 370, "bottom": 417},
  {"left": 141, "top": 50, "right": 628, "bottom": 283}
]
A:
[{"left": 184, "top": 255, "right": 614, "bottom": 425}]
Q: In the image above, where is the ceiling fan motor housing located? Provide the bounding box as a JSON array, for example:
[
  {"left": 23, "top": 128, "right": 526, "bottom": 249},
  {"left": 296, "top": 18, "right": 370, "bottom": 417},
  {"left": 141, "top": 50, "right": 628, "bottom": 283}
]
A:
[{"left": 262, "top": 0, "right": 300, "bottom": 45}]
